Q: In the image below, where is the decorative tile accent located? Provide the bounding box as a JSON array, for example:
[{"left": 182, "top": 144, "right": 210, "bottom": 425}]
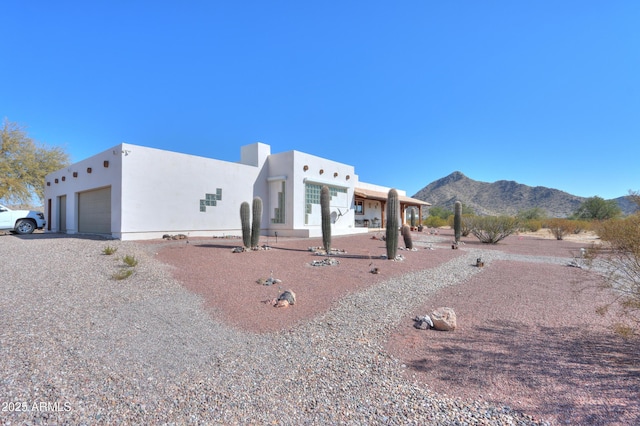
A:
[{"left": 200, "top": 189, "right": 222, "bottom": 212}]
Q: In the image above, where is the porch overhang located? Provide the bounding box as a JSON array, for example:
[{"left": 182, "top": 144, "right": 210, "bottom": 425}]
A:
[
  {"left": 354, "top": 188, "right": 431, "bottom": 207},
  {"left": 354, "top": 187, "right": 430, "bottom": 227}
]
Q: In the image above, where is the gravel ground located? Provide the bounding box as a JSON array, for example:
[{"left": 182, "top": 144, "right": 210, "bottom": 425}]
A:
[{"left": 1, "top": 230, "right": 637, "bottom": 425}]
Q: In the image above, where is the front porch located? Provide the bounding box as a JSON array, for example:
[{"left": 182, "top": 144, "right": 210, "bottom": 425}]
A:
[{"left": 354, "top": 188, "right": 430, "bottom": 229}]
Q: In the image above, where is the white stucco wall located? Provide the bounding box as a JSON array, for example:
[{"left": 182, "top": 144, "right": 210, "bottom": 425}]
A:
[
  {"left": 44, "top": 145, "right": 124, "bottom": 235},
  {"left": 267, "top": 150, "right": 366, "bottom": 237},
  {"left": 117, "top": 143, "right": 260, "bottom": 240}
]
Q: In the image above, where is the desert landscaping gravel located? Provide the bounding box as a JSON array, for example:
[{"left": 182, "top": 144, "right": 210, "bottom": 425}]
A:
[{"left": 1, "top": 229, "right": 638, "bottom": 425}]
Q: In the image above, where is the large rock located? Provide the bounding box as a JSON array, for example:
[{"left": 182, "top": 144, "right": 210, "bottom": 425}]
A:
[
  {"left": 274, "top": 290, "right": 296, "bottom": 308},
  {"left": 431, "top": 307, "right": 457, "bottom": 331}
]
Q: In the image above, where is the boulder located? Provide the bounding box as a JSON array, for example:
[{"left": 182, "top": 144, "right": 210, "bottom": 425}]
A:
[
  {"left": 413, "top": 315, "right": 433, "bottom": 330},
  {"left": 275, "top": 290, "right": 296, "bottom": 308},
  {"left": 431, "top": 307, "right": 457, "bottom": 331}
]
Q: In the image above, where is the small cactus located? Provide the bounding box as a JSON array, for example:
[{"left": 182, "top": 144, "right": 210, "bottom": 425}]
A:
[
  {"left": 251, "top": 197, "right": 263, "bottom": 248},
  {"left": 240, "top": 202, "right": 251, "bottom": 248},
  {"left": 320, "top": 185, "right": 332, "bottom": 254},
  {"left": 454, "top": 201, "right": 462, "bottom": 243},
  {"left": 401, "top": 225, "right": 413, "bottom": 250},
  {"left": 386, "top": 189, "right": 399, "bottom": 260}
]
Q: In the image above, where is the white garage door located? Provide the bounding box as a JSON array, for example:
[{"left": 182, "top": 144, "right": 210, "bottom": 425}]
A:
[{"left": 78, "top": 187, "right": 111, "bottom": 234}]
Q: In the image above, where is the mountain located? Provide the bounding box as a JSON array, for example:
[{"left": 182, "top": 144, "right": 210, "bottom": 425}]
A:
[{"left": 412, "top": 171, "right": 638, "bottom": 217}]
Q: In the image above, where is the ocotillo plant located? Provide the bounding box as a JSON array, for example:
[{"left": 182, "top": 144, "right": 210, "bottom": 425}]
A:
[
  {"left": 454, "top": 201, "right": 462, "bottom": 243},
  {"left": 410, "top": 208, "right": 416, "bottom": 228},
  {"left": 320, "top": 185, "right": 332, "bottom": 254},
  {"left": 240, "top": 201, "right": 251, "bottom": 248},
  {"left": 251, "top": 197, "right": 263, "bottom": 248},
  {"left": 386, "top": 189, "right": 399, "bottom": 260},
  {"left": 401, "top": 225, "right": 413, "bottom": 250}
]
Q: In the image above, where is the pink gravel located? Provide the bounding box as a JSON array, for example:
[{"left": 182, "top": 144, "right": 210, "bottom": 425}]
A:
[
  {"left": 154, "top": 232, "right": 463, "bottom": 333},
  {"left": 152, "top": 229, "right": 640, "bottom": 425}
]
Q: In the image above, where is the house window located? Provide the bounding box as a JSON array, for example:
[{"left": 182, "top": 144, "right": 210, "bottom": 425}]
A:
[
  {"left": 355, "top": 200, "right": 364, "bottom": 215},
  {"left": 305, "top": 183, "right": 346, "bottom": 205},
  {"left": 271, "top": 181, "right": 285, "bottom": 224},
  {"left": 305, "top": 183, "right": 322, "bottom": 205},
  {"left": 304, "top": 183, "right": 348, "bottom": 225}
]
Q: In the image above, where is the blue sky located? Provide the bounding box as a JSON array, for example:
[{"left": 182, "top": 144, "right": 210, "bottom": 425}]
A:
[{"left": 2, "top": 1, "right": 638, "bottom": 200}]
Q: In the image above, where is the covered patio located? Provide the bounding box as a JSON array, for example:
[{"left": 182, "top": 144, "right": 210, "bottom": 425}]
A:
[{"left": 354, "top": 188, "right": 430, "bottom": 229}]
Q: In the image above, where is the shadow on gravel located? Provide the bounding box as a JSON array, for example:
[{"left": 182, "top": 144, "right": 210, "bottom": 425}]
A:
[{"left": 407, "top": 322, "right": 640, "bottom": 425}]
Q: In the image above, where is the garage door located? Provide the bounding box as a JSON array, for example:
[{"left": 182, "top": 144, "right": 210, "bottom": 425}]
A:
[{"left": 78, "top": 187, "right": 111, "bottom": 234}]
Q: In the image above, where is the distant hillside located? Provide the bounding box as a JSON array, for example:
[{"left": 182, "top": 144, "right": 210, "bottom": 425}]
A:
[{"left": 412, "top": 171, "right": 638, "bottom": 217}]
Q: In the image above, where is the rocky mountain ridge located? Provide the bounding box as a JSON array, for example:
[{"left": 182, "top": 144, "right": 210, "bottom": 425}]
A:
[{"left": 412, "top": 171, "right": 637, "bottom": 217}]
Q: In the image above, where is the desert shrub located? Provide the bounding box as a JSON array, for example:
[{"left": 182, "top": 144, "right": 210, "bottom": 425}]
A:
[
  {"left": 465, "top": 215, "right": 520, "bottom": 244},
  {"left": 517, "top": 207, "right": 547, "bottom": 221},
  {"left": 571, "top": 219, "right": 592, "bottom": 234},
  {"left": 424, "top": 216, "right": 447, "bottom": 228},
  {"left": 122, "top": 254, "right": 138, "bottom": 267},
  {"left": 460, "top": 214, "right": 473, "bottom": 236},
  {"left": 102, "top": 246, "right": 118, "bottom": 255},
  {"left": 521, "top": 219, "right": 542, "bottom": 232},
  {"left": 428, "top": 206, "right": 452, "bottom": 220},
  {"left": 112, "top": 269, "right": 134, "bottom": 280},
  {"left": 590, "top": 214, "right": 640, "bottom": 329},
  {"left": 545, "top": 218, "right": 577, "bottom": 240}
]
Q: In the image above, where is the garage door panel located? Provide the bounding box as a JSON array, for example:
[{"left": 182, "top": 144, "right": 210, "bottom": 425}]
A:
[{"left": 78, "top": 187, "right": 111, "bottom": 234}]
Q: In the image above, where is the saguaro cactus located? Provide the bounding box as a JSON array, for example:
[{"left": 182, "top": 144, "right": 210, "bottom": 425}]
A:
[
  {"left": 251, "top": 197, "right": 263, "bottom": 248},
  {"left": 240, "top": 201, "right": 251, "bottom": 248},
  {"left": 410, "top": 208, "right": 416, "bottom": 228},
  {"left": 320, "top": 185, "right": 332, "bottom": 255},
  {"left": 401, "top": 225, "right": 413, "bottom": 250},
  {"left": 454, "top": 201, "right": 462, "bottom": 243},
  {"left": 386, "top": 189, "right": 399, "bottom": 260}
]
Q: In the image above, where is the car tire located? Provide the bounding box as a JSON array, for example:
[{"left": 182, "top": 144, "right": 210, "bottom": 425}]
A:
[{"left": 15, "top": 219, "right": 36, "bottom": 234}]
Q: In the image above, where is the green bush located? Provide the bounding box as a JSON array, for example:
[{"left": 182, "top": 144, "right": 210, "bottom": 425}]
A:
[
  {"left": 122, "top": 254, "right": 138, "bottom": 267},
  {"left": 102, "top": 246, "right": 118, "bottom": 255},
  {"left": 424, "top": 216, "right": 447, "bottom": 228},
  {"left": 465, "top": 215, "right": 520, "bottom": 244},
  {"left": 573, "top": 196, "right": 621, "bottom": 220},
  {"left": 112, "top": 269, "right": 134, "bottom": 280}
]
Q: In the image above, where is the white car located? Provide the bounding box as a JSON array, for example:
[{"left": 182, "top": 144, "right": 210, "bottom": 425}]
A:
[{"left": 0, "top": 204, "right": 46, "bottom": 234}]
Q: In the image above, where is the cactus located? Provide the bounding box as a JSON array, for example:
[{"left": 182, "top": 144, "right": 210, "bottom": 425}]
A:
[
  {"left": 386, "top": 189, "right": 399, "bottom": 260},
  {"left": 320, "top": 185, "right": 332, "bottom": 255},
  {"left": 250, "top": 197, "right": 263, "bottom": 248},
  {"left": 240, "top": 201, "right": 251, "bottom": 248},
  {"left": 410, "top": 208, "right": 416, "bottom": 228},
  {"left": 454, "top": 201, "right": 462, "bottom": 243},
  {"left": 401, "top": 225, "right": 413, "bottom": 250}
]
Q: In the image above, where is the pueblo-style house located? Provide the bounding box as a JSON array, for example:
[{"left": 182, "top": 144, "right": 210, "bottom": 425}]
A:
[{"left": 44, "top": 142, "right": 429, "bottom": 241}]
